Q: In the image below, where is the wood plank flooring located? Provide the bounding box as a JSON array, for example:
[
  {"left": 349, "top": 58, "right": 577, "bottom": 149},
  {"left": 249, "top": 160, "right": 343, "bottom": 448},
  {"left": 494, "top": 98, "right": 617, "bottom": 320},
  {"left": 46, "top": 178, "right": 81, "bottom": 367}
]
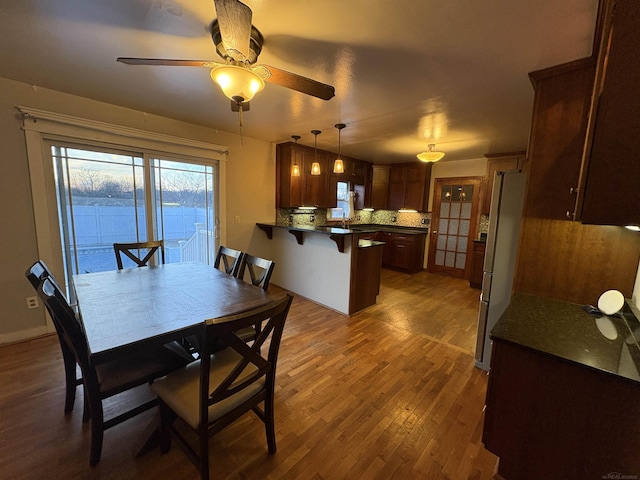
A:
[{"left": 0, "top": 269, "right": 497, "bottom": 479}]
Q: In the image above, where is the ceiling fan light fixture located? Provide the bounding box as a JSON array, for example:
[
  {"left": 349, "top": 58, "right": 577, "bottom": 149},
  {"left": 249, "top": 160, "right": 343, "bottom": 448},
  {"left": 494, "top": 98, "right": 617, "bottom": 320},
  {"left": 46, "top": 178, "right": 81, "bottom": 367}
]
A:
[
  {"left": 210, "top": 64, "right": 264, "bottom": 103},
  {"left": 417, "top": 144, "right": 445, "bottom": 163}
]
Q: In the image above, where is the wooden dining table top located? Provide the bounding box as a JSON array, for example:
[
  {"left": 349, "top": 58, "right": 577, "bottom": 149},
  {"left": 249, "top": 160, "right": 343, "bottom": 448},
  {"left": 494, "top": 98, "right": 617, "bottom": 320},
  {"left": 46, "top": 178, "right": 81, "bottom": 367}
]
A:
[{"left": 73, "top": 262, "right": 279, "bottom": 364}]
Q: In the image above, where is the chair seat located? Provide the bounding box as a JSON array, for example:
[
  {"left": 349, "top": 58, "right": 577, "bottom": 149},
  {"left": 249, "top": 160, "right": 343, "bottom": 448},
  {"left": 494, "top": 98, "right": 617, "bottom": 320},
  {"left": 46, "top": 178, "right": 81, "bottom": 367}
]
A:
[
  {"left": 96, "top": 345, "right": 191, "bottom": 396},
  {"left": 152, "top": 348, "right": 263, "bottom": 429}
]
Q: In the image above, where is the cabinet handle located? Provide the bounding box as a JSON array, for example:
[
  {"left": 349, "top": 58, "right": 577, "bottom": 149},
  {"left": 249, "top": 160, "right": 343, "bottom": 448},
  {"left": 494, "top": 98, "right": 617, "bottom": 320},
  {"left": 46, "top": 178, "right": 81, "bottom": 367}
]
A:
[
  {"left": 432, "top": 231, "right": 437, "bottom": 234},
  {"left": 566, "top": 211, "right": 575, "bottom": 219},
  {"left": 569, "top": 187, "right": 578, "bottom": 195}
]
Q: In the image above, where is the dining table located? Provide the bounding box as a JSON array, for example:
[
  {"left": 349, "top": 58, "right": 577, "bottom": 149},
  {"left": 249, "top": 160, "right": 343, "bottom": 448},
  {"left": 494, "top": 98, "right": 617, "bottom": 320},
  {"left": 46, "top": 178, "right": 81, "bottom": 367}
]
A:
[{"left": 73, "top": 261, "right": 280, "bottom": 365}]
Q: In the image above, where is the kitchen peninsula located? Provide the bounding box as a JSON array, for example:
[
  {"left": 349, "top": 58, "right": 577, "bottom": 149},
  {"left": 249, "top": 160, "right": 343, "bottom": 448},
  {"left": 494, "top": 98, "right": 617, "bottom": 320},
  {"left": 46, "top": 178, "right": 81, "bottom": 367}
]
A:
[{"left": 255, "top": 223, "right": 385, "bottom": 315}]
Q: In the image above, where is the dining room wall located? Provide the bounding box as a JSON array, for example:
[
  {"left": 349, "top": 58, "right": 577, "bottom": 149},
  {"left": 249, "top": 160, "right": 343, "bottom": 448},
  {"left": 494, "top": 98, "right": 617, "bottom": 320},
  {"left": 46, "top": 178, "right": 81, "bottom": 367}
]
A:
[{"left": 0, "top": 77, "right": 274, "bottom": 343}]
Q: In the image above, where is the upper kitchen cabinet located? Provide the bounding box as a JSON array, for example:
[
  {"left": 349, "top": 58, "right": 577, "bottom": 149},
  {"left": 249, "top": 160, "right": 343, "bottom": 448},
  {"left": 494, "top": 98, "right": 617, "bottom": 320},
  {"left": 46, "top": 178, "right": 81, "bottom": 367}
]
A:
[
  {"left": 482, "top": 152, "right": 526, "bottom": 214},
  {"left": 524, "top": 58, "right": 596, "bottom": 220},
  {"left": 576, "top": 0, "right": 640, "bottom": 226},
  {"left": 276, "top": 142, "right": 305, "bottom": 208},
  {"left": 371, "top": 165, "right": 390, "bottom": 210},
  {"left": 387, "top": 163, "right": 432, "bottom": 211},
  {"left": 277, "top": 142, "right": 372, "bottom": 209},
  {"left": 277, "top": 142, "right": 332, "bottom": 208}
]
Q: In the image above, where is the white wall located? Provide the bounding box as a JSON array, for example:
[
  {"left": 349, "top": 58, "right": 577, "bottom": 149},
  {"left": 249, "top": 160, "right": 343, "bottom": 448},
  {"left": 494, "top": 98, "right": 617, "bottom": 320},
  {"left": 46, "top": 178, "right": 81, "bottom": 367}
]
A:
[{"left": 0, "top": 77, "right": 274, "bottom": 342}]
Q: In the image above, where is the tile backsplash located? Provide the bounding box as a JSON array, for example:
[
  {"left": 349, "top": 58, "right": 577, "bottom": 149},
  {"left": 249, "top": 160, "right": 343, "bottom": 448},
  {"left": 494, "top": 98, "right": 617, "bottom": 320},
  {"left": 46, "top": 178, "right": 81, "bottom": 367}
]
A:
[{"left": 276, "top": 208, "right": 430, "bottom": 228}]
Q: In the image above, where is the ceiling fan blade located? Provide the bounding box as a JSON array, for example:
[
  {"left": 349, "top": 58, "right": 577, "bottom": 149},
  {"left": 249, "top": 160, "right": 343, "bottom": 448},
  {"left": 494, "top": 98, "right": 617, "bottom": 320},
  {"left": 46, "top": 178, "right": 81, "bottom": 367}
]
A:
[
  {"left": 213, "top": 0, "right": 252, "bottom": 62},
  {"left": 253, "top": 65, "right": 335, "bottom": 100},
  {"left": 117, "top": 57, "right": 222, "bottom": 68}
]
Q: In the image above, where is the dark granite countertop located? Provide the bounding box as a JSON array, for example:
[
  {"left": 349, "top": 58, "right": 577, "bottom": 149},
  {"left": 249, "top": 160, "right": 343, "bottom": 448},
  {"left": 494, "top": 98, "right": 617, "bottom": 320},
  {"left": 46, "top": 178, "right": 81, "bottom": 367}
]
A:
[
  {"left": 491, "top": 293, "right": 640, "bottom": 383},
  {"left": 258, "top": 222, "right": 428, "bottom": 236},
  {"left": 256, "top": 223, "right": 353, "bottom": 235}
]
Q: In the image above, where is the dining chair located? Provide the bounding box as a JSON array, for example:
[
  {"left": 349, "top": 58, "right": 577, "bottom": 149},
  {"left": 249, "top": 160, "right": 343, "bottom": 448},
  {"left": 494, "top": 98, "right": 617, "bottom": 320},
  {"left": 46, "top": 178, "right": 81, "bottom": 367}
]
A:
[
  {"left": 151, "top": 293, "right": 294, "bottom": 480},
  {"left": 113, "top": 240, "right": 165, "bottom": 269},
  {"left": 235, "top": 254, "right": 277, "bottom": 342},
  {"left": 214, "top": 245, "right": 244, "bottom": 276},
  {"left": 36, "top": 277, "right": 192, "bottom": 466},
  {"left": 237, "top": 253, "right": 275, "bottom": 291},
  {"left": 25, "top": 260, "right": 85, "bottom": 418}
]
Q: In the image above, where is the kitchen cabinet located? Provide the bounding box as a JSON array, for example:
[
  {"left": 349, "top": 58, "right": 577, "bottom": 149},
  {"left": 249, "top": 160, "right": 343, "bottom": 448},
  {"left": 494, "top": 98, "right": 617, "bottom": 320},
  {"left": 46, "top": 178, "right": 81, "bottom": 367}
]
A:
[
  {"left": 576, "top": 0, "right": 640, "bottom": 225},
  {"left": 523, "top": 58, "right": 596, "bottom": 220},
  {"left": 278, "top": 142, "right": 373, "bottom": 210},
  {"left": 468, "top": 240, "right": 486, "bottom": 288},
  {"left": 276, "top": 142, "right": 305, "bottom": 208},
  {"left": 378, "top": 231, "right": 426, "bottom": 273},
  {"left": 304, "top": 150, "right": 330, "bottom": 207},
  {"left": 481, "top": 152, "right": 526, "bottom": 214},
  {"left": 483, "top": 295, "right": 640, "bottom": 479},
  {"left": 387, "top": 163, "right": 432, "bottom": 211},
  {"left": 371, "top": 165, "right": 390, "bottom": 210}
]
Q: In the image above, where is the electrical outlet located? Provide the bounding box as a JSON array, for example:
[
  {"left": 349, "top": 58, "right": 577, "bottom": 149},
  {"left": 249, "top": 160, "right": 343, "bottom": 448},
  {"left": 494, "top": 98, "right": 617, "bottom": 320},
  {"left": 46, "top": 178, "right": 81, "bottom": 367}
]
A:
[
  {"left": 309, "top": 215, "right": 315, "bottom": 222},
  {"left": 421, "top": 218, "right": 429, "bottom": 225},
  {"left": 391, "top": 215, "right": 397, "bottom": 222},
  {"left": 26, "top": 296, "right": 39, "bottom": 309},
  {"left": 234, "top": 215, "right": 241, "bottom": 224}
]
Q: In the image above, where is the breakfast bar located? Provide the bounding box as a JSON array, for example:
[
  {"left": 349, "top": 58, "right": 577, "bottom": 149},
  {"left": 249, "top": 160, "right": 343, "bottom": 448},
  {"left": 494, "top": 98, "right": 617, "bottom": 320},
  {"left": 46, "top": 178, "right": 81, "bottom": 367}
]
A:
[{"left": 254, "top": 223, "right": 384, "bottom": 315}]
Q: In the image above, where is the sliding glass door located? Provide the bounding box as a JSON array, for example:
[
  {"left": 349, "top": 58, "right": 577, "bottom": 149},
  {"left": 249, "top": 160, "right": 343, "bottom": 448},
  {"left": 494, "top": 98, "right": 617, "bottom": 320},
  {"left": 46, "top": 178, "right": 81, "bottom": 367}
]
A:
[{"left": 49, "top": 142, "right": 218, "bottom": 291}]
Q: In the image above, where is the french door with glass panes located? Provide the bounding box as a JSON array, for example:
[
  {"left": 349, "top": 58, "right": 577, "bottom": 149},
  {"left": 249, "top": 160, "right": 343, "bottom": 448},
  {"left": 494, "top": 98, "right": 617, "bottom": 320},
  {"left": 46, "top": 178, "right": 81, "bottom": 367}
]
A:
[
  {"left": 49, "top": 142, "right": 218, "bottom": 295},
  {"left": 427, "top": 177, "right": 481, "bottom": 278}
]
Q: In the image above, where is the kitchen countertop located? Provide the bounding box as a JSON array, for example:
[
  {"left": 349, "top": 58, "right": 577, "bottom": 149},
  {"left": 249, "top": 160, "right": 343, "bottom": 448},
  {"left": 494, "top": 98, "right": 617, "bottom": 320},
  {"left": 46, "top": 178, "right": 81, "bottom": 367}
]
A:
[
  {"left": 491, "top": 293, "right": 640, "bottom": 383},
  {"left": 257, "top": 222, "right": 429, "bottom": 236}
]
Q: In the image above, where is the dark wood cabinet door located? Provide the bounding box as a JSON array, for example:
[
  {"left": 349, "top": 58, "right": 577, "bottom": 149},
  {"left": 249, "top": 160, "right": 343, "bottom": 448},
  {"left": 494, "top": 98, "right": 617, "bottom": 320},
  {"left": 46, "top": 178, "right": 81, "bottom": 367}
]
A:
[
  {"left": 371, "top": 165, "right": 390, "bottom": 209},
  {"left": 303, "top": 151, "right": 330, "bottom": 207},
  {"left": 578, "top": 0, "right": 640, "bottom": 225},
  {"left": 404, "top": 164, "right": 428, "bottom": 211},
  {"left": 524, "top": 59, "right": 595, "bottom": 220},
  {"left": 276, "top": 143, "right": 304, "bottom": 208},
  {"left": 387, "top": 166, "right": 406, "bottom": 210}
]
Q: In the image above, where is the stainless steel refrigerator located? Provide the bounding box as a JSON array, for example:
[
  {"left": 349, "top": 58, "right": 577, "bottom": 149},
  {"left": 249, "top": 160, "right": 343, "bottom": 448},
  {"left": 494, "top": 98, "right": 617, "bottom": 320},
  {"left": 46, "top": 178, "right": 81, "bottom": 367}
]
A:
[{"left": 475, "top": 170, "right": 527, "bottom": 371}]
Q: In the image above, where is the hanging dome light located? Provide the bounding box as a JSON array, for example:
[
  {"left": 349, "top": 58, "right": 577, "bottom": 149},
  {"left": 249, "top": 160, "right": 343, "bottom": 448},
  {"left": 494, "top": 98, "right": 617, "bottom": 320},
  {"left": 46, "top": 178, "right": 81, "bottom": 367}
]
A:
[
  {"left": 333, "top": 123, "right": 346, "bottom": 174},
  {"left": 417, "top": 144, "right": 445, "bottom": 162}
]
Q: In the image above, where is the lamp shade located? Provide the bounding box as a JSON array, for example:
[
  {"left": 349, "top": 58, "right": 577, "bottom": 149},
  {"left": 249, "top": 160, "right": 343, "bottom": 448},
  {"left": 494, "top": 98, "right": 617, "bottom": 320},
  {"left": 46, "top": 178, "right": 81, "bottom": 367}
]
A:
[
  {"left": 333, "top": 158, "right": 344, "bottom": 173},
  {"left": 311, "top": 162, "right": 321, "bottom": 175},
  {"left": 417, "top": 144, "right": 445, "bottom": 162},
  {"left": 210, "top": 65, "right": 265, "bottom": 103}
]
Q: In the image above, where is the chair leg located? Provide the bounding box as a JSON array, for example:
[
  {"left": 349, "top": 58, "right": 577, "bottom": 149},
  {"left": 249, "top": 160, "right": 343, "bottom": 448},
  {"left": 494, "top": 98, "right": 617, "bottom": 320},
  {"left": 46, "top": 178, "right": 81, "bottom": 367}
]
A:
[
  {"left": 157, "top": 400, "right": 174, "bottom": 454},
  {"left": 61, "top": 347, "right": 77, "bottom": 413},
  {"left": 199, "top": 425, "right": 210, "bottom": 480},
  {"left": 82, "top": 389, "right": 90, "bottom": 423},
  {"left": 264, "top": 396, "right": 277, "bottom": 454},
  {"left": 88, "top": 399, "right": 104, "bottom": 466}
]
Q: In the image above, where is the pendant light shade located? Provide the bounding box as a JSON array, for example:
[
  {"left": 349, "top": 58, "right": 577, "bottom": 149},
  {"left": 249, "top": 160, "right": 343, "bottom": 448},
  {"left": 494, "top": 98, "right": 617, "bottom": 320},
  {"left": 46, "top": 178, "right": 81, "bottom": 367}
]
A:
[
  {"left": 417, "top": 144, "right": 445, "bottom": 162},
  {"left": 311, "top": 130, "right": 321, "bottom": 176},
  {"left": 333, "top": 123, "right": 346, "bottom": 174},
  {"left": 291, "top": 135, "right": 301, "bottom": 177}
]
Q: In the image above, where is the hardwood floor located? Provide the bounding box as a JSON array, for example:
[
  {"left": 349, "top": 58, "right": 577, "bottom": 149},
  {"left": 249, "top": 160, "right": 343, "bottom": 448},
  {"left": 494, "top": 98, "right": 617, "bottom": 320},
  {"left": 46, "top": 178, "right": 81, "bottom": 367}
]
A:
[{"left": 0, "top": 269, "right": 497, "bottom": 479}]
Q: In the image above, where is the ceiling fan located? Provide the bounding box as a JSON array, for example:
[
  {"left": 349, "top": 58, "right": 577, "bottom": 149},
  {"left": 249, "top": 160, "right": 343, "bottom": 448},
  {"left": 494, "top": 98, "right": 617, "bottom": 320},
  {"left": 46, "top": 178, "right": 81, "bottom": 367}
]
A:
[{"left": 117, "top": 0, "right": 335, "bottom": 111}]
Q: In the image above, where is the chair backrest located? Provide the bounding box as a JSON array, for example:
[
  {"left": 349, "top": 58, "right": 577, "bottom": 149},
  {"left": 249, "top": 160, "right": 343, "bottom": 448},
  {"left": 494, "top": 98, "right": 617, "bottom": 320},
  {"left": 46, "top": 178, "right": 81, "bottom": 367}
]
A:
[
  {"left": 199, "top": 293, "right": 293, "bottom": 418},
  {"left": 113, "top": 240, "right": 165, "bottom": 269},
  {"left": 237, "top": 254, "right": 275, "bottom": 291},
  {"left": 37, "top": 278, "right": 97, "bottom": 385},
  {"left": 26, "top": 260, "right": 68, "bottom": 330},
  {"left": 214, "top": 246, "right": 244, "bottom": 276}
]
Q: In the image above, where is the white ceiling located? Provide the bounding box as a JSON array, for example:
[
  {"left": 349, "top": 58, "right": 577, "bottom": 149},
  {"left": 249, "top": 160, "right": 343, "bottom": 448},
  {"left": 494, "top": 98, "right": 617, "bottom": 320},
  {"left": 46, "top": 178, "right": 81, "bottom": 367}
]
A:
[{"left": 0, "top": 0, "right": 599, "bottom": 164}]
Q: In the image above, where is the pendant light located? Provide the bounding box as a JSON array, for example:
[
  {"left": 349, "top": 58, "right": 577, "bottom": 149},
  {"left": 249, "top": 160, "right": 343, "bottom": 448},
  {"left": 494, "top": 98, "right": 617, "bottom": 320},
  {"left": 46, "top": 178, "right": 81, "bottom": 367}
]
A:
[
  {"left": 291, "top": 135, "right": 301, "bottom": 177},
  {"left": 417, "top": 144, "right": 445, "bottom": 162},
  {"left": 333, "top": 123, "right": 346, "bottom": 174},
  {"left": 311, "top": 130, "right": 321, "bottom": 175}
]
